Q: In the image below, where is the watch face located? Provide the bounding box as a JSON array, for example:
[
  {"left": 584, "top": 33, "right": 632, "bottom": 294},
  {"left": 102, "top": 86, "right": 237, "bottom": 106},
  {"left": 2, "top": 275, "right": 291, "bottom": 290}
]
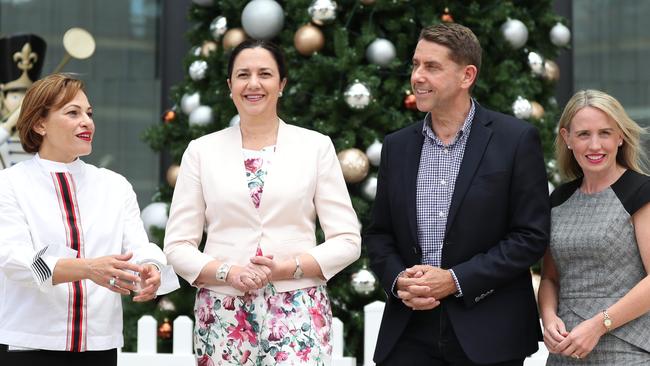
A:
[{"left": 604, "top": 319, "right": 612, "bottom": 327}]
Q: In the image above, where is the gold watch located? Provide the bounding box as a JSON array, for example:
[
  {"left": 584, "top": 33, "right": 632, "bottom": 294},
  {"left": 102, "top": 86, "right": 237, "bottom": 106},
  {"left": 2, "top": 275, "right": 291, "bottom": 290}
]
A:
[{"left": 602, "top": 309, "right": 612, "bottom": 332}]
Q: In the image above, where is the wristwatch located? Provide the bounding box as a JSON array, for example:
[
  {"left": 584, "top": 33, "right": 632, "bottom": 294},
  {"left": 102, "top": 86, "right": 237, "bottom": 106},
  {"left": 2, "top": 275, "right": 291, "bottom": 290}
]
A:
[
  {"left": 216, "top": 263, "right": 231, "bottom": 282},
  {"left": 293, "top": 257, "right": 304, "bottom": 279},
  {"left": 602, "top": 309, "right": 612, "bottom": 332}
]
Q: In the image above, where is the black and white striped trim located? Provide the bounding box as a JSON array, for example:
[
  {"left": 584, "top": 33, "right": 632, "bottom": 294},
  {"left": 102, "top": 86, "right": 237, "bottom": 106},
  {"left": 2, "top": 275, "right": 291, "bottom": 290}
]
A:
[{"left": 31, "top": 246, "right": 52, "bottom": 285}]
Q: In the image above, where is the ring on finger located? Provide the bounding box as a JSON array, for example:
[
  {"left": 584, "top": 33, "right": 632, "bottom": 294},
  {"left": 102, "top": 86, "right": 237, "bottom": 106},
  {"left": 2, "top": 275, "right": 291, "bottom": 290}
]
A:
[
  {"left": 109, "top": 277, "right": 117, "bottom": 287},
  {"left": 572, "top": 354, "right": 581, "bottom": 359}
]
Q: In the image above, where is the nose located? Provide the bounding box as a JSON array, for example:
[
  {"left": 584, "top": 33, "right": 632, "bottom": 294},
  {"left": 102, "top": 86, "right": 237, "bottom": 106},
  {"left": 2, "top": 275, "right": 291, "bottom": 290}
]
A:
[
  {"left": 411, "top": 65, "right": 424, "bottom": 83},
  {"left": 588, "top": 135, "right": 601, "bottom": 150},
  {"left": 80, "top": 112, "right": 94, "bottom": 128},
  {"left": 248, "top": 74, "right": 261, "bottom": 88}
]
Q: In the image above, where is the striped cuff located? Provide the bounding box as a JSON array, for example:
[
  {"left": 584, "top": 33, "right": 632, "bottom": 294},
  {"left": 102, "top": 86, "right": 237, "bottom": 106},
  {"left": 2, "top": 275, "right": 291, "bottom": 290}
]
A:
[
  {"left": 391, "top": 270, "right": 406, "bottom": 298},
  {"left": 449, "top": 269, "right": 463, "bottom": 297},
  {"left": 31, "top": 247, "right": 53, "bottom": 285}
]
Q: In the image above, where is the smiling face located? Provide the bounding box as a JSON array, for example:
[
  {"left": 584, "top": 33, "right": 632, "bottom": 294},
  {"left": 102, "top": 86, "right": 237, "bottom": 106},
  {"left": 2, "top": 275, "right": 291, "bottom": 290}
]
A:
[
  {"left": 410, "top": 40, "right": 476, "bottom": 113},
  {"left": 35, "top": 90, "right": 94, "bottom": 163},
  {"left": 227, "top": 47, "right": 286, "bottom": 121},
  {"left": 560, "top": 106, "right": 624, "bottom": 178}
]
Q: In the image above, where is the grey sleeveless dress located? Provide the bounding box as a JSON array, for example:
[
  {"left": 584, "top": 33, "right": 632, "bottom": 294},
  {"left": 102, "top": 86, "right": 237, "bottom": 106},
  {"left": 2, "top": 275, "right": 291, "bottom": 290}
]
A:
[{"left": 546, "top": 170, "right": 650, "bottom": 365}]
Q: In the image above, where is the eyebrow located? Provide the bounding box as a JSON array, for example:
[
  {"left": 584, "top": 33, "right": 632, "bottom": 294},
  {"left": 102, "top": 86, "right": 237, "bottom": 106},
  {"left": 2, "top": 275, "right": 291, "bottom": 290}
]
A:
[
  {"left": 64, "top": 104, "right": 92, "bottom": 110},
  {"left": 235, "top": 67, "right": 274, "bottom": 72}
]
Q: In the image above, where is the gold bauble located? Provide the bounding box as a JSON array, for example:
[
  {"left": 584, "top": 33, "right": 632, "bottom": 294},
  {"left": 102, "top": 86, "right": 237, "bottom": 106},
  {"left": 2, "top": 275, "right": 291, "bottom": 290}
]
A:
[
  {"left": 201, "top": 40, "right": 217, "bottom": 57},
  {"left": 166, "top": 164, "right": 180, "bottom": 187},
  {"left": 223, "top": 28, "right": 247, "bottom": 50},
  {"left": 543, "top": 60, "right": 560, "bottom": 82},
  {"left": 337, "top": 148, "right": 370, "bottom": 184},
  {"left": 294, "top": 24, "right": 325, "bottom": 56},
  {"left": 158, "top": 318, "right": 172, "bottom": 340},
  {"left": 530, "top": 101, "right": 545, "bottom": 120}
]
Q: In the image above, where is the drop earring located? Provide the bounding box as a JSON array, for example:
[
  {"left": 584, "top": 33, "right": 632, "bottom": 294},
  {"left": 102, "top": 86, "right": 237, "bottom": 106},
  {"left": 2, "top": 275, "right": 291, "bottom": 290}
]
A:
[
  {"left": 229, "top": 92, "right": 232, "bottom": 98},
  {"left": 279, "top": 91, "right": 283, "bottom": 98}
]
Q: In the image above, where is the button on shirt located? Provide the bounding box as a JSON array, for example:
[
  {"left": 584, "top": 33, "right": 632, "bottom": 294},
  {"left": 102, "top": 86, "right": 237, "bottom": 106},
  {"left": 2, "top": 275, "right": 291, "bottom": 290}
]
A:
[{"left": 416, "top": 100, "right": 475, "bottom": 295}]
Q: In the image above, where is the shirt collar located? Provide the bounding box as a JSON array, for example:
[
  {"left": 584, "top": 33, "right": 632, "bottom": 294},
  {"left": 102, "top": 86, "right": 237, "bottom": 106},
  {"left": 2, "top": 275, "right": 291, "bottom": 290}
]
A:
[
  {"left": 34, "top": 153, "right": 85, "bottom": 177},
  {"left": 422, "top": 99, "right": 476, "bottom": 145}
]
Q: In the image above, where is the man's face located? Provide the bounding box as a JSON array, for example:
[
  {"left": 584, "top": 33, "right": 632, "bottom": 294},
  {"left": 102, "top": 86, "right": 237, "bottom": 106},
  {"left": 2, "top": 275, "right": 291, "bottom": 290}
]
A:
[
  {"left": 1, "top": 90, "right": 25, "bottom": 117},
  {"left": 410, "top": 40, "right": 468, "bottom": 113}
]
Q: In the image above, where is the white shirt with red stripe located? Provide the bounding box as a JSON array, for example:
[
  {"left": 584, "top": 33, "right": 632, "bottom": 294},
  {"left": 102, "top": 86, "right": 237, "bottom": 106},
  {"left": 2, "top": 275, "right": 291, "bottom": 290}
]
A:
[{"left": 0, "top": 154, "right": 178, "bottom": 351}]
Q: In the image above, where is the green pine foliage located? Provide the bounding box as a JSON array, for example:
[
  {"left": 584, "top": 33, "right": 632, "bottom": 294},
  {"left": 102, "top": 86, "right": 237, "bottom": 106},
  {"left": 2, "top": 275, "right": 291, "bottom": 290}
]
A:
[{"left": 133, "top": 0, "right": 568, "bottom": 358}]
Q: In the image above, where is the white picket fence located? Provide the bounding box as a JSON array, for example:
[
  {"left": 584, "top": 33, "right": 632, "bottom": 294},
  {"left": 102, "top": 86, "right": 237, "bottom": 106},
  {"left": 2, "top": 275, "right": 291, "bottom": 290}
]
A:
[{"left": 119, "top": 302, "right": 549, "bottom": 365}]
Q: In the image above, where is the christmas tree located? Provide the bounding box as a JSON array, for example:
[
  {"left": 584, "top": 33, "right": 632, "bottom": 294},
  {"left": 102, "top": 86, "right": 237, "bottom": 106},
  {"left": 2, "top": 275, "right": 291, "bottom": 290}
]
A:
[{"left": 129, "top": 0, "right": 570, "bottom": 358}]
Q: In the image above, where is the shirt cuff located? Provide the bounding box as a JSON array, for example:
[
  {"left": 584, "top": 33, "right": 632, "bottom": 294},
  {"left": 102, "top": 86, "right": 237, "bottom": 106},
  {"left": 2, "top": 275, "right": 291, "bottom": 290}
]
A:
[
  {"left": 391, "top": 270, "right": 406, "bottom": 298},
  {"left": 449, "top": 269, "right": 463, "bottom": 297}
]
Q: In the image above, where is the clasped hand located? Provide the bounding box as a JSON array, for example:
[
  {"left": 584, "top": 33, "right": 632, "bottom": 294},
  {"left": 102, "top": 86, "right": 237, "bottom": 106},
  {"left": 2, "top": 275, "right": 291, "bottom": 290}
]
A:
[
  {"left": 226, "top": 255, "right": 276, "bottom": 292},
  {"left": 396, "top": 265, "right": 457, "bottom": 311},
  {"left": 543, "top": 314, "right": 605, "bottom": 359},
  {"left": 87, "top": 252, "right": 160, "bottom": 302}
]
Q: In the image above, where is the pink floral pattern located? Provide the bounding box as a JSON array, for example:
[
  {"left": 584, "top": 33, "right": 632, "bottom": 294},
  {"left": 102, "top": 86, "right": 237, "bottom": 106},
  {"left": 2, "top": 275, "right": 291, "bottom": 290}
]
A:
[
  {"left": 243, "top": 146, "right": 274, "bottom": 209},
  {"left": 194, "top": 285, "right": 332, "bottom": 365}
]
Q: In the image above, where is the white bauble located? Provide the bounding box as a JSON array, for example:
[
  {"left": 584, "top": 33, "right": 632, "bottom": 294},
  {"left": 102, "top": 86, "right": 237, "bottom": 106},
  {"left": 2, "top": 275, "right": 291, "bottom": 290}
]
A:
[
  {"left": 512, "top": 96, "right": 532, "bottom": 119},
  {"left": 229, "top": 114, "right": 241, "bottom": 126},
  {"left": 210, "top": 16, "right": 228, "bottom": 40},
  {"left": 180, "top": 92, "right": 201, "bottom": 114},
  {"left": 308, "top": 0, "right": 337, "bottom": 25},
  {"left": 550, "top": 22, "right": 571, "bottom": 47},
  {"left": 366, "top": 38, "right": 396, "bottom": 67},
  {"left": 241, "top": 0, "right": 285, "bottom": 40},
  {"left": 141, "top": 202, "right": 168, "bottom": 237},
  {"left": 189, "top": 106, "right": 213, "bottom": 127},
  {"left": 527, "top": 51, "right": 545, "bottom": 76},
  {"left": 351, "top": 268, "right": 377, "bottom": 295},
  {"left": 344, "top": 80, "right": 371, "bottom": 109},
  {"left": 189, "top": 60, "right": 208, "bottom": 81},
  {"left": 500, "top": 18, "right": 528, "bottom": 49},
  {"left": 361, "top": 176, "right": 378, "bottom": 200},
  {"left": 365, "top": 139, "right": 382, "bottom": 166}
]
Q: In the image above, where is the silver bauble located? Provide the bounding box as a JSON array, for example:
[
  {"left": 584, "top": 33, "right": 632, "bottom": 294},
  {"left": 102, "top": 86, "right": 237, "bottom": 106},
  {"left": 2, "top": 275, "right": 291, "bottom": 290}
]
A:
[
  {"left": 351, "top": 268, "right": 377, "bottom": 295},
  {"left": 229, "top": 114, "right": 241, "bottom": 127},
  {"left": 308, "top": 0, "right": 337, "bottom": 25},
  {"left": 527, "top": 51, "right": 545, "bottom": 76},
  {"left": 344, "top": 80, "right": 371, "bottom": 109},
  {"left": 361, "top": 176, "right": 378, "bottom": 200},
  {"left": 209, "top": 16, "right": 228, "bottom": 40},
  {"left": 512, "top": 96, "right": 533, "bottom": 120},
  {"left": 189, "top": 105, "right": 213, "bottom": 127},
  {"left": 365, "top": 139, "right": 382, "bottom": 167},
  {"left": 189, "top": 60, "right": 208, "bottom": 81},
  {"left": 157, "top": 296, "right": 177, "bottom": 312},
  {"left": 181, "top": 92, "right": 201, "bottom": 115},
  {"left": 366, "top": 38, "right": 396, "bottom": 67},
  {"left": 500, "top": 18, "right": 528, "bottom": 49},
  {"left": 192, "top": 0, "right": 213, "bottom": 6},
  {"left": 550, "top": 22, "right": 571, "bottom": 47},
  {"left": 241, "top": 0, "right": 285, "bottom": 40},
  {"left": 141, "top": 202, "right": 168, "bottom": 238}
]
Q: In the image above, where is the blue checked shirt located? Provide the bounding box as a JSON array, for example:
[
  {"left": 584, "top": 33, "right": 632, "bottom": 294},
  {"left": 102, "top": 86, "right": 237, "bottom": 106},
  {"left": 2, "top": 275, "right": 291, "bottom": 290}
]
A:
[
  {"left": 391, "top": 101, "right": 476, "bottom": 298},
  {"left": 416, "top": 100, "right": 475, "bottom": 296}
]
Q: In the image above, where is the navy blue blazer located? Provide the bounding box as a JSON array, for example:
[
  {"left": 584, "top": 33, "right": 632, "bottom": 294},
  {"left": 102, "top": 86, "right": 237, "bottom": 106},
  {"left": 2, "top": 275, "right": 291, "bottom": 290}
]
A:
[{"left": 364, "top": 103, "right": 550, "bottom": 364}]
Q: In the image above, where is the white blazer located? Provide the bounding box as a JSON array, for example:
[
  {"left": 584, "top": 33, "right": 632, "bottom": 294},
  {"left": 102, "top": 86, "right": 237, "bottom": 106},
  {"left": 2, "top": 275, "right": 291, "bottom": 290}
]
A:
[{"left": 164, "top": 121, "right": 361, "bottom": 296}]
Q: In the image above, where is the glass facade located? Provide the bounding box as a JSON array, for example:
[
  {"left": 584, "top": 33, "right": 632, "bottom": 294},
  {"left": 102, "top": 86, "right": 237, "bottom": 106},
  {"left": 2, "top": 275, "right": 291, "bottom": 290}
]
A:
[{"left": 0, "top": 0, "right": 161, "bottom": 207}]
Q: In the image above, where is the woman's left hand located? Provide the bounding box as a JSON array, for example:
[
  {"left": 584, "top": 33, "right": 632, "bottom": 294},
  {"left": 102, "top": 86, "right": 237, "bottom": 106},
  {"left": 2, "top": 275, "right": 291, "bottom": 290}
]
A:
[
  {"left": 133, "top": 264, "right": 161, "bottom": 302},
  {"left": 557, "top": 316, "right": 605, "bottom": 359}
]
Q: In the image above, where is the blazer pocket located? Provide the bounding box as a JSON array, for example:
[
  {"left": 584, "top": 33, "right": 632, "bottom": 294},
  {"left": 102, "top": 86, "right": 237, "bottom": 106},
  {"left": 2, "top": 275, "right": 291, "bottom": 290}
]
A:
[{"left": 470, "top": 171, "right": 509, "bottom": 188}]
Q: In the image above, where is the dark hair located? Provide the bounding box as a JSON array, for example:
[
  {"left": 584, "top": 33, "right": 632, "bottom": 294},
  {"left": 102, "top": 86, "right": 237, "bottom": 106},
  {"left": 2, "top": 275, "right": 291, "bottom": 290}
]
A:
[
  {"left": 419, "top": 23, "right": 482, "bottom": 81},
  {"left": 227, "top": 39, "right": 287, "bottom": 81},
  {"left": 17, "top": 73, "right": 85, "bottom": 153}
]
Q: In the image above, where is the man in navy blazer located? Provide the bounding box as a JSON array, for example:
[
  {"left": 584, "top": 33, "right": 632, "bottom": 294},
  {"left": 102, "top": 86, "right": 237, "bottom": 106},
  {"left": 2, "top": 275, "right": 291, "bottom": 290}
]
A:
[{"left": 364, "top": 23, "right": 550, "bottom": 365}]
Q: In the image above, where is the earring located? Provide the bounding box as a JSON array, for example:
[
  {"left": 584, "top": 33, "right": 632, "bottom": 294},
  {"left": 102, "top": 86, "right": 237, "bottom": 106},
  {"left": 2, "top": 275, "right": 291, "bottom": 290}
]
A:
[
  {"left": 619, "top": 142, "right": 623, "bottom": 146},
  {"left": 229, "top": 93, "right": 232, "bottom": 98},
  {"left": 279, "top": 91, "right": 283, "bottom": 98},
  {"left": 567, "top": 145, "right": 571, "bottom": 150}
]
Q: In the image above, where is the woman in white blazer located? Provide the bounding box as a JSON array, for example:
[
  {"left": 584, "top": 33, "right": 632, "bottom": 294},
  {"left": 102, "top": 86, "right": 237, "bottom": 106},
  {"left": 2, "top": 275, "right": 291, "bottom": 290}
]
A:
[{"left": 164, "top": 40, "right": 361, "bottom": 365}]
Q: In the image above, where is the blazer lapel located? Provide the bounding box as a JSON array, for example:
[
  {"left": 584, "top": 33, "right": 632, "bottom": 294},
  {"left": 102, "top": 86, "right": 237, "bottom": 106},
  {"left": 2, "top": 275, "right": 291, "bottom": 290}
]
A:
[
  {"left": 223, "top": 126, "right": 260, "bottom": 215},
  {"left": 445, "top": 105, "right": 492, "bottom": 233},
  {"left": 404, "top": 121, "right": 425, "bottom": 246},
  {"left": 256, "top": 119, "right": 287, "bottom": 214}
]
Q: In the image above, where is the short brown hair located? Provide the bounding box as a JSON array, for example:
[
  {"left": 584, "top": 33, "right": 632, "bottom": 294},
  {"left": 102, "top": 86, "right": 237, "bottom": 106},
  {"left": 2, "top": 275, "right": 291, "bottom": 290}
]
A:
[
  {"left": 419, "top": 23, "right": 482, "bottom": 80},
  {"left": 17, "top": 73, "right": 85, "bottom": 153}
]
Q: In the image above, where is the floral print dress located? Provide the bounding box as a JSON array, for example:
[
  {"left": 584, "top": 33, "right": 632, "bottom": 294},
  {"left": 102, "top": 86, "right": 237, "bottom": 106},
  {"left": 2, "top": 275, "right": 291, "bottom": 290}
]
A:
[{"left": 194, "top": 146, "right": 333, "bottom": 366}]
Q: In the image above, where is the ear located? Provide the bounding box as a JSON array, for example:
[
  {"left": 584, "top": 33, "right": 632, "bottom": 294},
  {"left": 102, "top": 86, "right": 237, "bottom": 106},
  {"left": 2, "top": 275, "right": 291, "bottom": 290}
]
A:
[
  {"left": 461, "top": 64, "right": 478, "bottom": 89},
  {"left": 559, "top": 127, "right": 570, "bottom": 146},
  {"left": 33, "top": 118, "right": 47, "bottom": 136},
  {"left": 279, "top": 78, "right": 287, "bottom": 93},
  {"left": 226, "top": 78, "right": 232, "bottom": 91}
]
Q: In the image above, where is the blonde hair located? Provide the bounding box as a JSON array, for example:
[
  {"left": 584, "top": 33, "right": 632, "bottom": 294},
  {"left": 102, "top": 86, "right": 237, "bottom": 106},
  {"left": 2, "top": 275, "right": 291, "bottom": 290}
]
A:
[
  {"left": 16, "top": 73, "right": 85, "bottom": 153},
  {"left": 555, "top": 89, "right": 648, "bottom": 180}
]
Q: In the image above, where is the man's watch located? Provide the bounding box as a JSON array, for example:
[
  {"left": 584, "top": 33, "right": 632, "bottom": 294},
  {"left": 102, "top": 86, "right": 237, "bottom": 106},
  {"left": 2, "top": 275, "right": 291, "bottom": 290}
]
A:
[
  {"left": 602, "top": 309, "right": 612, "bottom": 332},
  {"left": 216, "top": 263, "right": 231, "bottom": 282},
  {"left": 293, "top": 257, "right": 304, "bottom": 279}
]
